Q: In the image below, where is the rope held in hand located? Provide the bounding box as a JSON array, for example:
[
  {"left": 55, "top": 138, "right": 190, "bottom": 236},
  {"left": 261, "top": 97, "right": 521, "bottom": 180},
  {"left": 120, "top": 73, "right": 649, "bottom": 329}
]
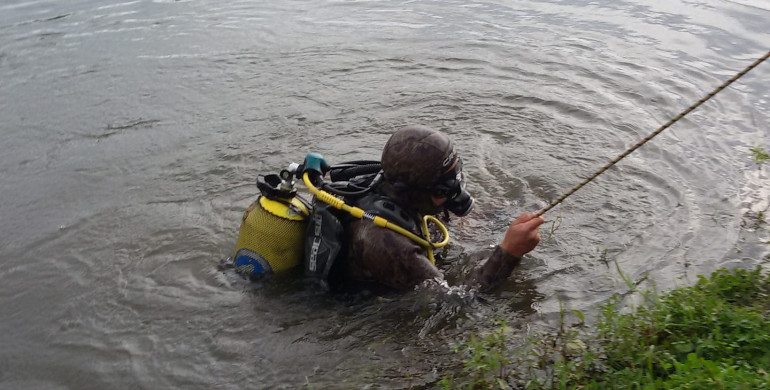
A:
[{"left": 535, "top": 50, "right": 770, "bottom": 217}]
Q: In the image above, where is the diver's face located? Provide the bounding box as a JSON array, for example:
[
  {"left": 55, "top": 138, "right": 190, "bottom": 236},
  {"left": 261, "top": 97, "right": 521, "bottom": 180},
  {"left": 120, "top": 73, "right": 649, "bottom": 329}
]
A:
[{"left": 431, "top": 194, "right": 447, "bottom": 207}]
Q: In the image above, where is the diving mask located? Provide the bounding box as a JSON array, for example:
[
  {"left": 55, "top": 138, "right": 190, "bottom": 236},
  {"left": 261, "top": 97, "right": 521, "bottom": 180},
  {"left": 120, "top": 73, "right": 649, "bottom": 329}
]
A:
[{"left": 429, "top": 158, "right": 475, "bottom": 217}]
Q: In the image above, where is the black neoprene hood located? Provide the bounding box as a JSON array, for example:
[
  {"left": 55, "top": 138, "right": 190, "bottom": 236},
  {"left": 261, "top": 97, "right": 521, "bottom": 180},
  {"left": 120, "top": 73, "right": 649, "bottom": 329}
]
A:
[{"left": 381, "top": 125, "right": 456, "bottom": 188}]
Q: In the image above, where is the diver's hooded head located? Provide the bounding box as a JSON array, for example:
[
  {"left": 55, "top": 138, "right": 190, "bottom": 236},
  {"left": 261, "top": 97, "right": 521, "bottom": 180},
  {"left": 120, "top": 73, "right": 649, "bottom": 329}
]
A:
[{"left": 380, "top": 125, "right": 474, "bottom": 216}]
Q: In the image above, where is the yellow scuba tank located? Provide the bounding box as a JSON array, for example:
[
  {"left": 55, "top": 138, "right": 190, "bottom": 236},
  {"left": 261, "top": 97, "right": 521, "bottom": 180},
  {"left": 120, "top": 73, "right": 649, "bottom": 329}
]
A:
[{"left": 233, "top": 167, "right": 311, "bottom": 278}]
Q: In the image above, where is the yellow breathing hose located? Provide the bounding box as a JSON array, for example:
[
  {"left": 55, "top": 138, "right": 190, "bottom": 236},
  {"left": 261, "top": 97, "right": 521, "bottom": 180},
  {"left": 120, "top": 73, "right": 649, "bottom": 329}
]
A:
[{"left": 302, "top": 172, "right": 449, "bottom": 264}]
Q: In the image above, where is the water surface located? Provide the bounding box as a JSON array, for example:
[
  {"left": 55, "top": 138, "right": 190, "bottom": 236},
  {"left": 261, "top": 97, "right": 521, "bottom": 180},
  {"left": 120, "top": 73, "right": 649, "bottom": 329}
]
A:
[{"left": 1, "top": 0, "right": 769, "bottom": 388}]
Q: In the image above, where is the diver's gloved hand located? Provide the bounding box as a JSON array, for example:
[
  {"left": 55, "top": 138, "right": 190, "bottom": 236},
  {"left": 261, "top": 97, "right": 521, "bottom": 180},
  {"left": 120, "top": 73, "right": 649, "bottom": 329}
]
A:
[{"left": 500, "top": 213, "right": 545, "bottom": 258}]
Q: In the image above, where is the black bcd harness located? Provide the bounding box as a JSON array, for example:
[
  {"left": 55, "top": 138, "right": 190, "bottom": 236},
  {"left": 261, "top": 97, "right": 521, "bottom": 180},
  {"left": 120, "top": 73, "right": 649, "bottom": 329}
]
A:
[{"left": 302, "top": 161, "right": 418, "bottom": 290}]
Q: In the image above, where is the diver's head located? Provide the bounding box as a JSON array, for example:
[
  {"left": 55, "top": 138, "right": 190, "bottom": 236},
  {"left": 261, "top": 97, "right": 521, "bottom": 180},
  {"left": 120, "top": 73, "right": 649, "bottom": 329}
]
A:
[{"left": 381, "top": 125, "right": 474, "bottom": 216}]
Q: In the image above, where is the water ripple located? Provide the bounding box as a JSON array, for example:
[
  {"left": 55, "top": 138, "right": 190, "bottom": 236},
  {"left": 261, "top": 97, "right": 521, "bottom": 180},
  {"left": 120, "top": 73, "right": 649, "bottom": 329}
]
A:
[{"left": 1, "top": 0, "right": 769, "bottom": 388}]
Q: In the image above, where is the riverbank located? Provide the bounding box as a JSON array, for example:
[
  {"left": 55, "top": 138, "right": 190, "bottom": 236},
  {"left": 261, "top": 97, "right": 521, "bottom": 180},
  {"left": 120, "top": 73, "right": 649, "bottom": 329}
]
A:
[{"left": 441, "top": 263, "right": 770, "bottom": 389}]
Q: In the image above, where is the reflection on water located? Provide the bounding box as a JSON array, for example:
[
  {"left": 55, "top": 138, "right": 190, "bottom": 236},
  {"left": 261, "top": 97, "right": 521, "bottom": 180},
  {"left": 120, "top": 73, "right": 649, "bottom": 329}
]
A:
[{"left": 1, "top": 0, "right": 768, "bottom": 387}]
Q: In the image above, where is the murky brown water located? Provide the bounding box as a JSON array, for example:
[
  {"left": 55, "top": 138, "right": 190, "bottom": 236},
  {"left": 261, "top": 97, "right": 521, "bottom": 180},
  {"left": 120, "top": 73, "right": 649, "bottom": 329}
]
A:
[{"left": 1, "top": 0, "right": 769, "bottom": 388}]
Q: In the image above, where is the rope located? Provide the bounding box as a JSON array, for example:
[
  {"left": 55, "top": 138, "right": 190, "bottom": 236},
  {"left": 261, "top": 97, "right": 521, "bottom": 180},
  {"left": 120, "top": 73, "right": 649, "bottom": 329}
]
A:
[{"left": 535, "top": 50, "right": 770, "bottom": 217}]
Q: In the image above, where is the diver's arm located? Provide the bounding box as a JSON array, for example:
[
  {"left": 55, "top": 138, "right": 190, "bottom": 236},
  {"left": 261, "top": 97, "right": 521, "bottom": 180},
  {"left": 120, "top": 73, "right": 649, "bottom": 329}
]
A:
[
  {"left": 348, "top": 213, "right": 542, "bottom": 292},
  {"left": 347, "top": 221, "right": 444, "bottom": 290},
  {"left": 499, "top": 213, "right": 544, "bottom": 258},
  {"left": 470, "top": 246, "right": 522, "bottom": 293},
  {"left": 470, "top": 213, "right": 544, "bottom": 292}
]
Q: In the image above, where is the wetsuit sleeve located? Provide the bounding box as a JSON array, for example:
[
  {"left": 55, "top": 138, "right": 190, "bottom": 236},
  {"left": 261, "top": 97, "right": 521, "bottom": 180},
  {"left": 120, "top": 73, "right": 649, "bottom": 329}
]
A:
[
  {"left": 347, "top": 220, "right": 443, "bottom": 290},
  {"left": 469, "top": 245, "right": 522, "bottom": 293}
]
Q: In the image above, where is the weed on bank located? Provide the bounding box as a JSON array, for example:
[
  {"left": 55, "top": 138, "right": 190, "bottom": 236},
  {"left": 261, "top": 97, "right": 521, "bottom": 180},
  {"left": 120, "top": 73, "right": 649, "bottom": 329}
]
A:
[{"left": 441, "top": 266, "right": 770, "bottom": 389}]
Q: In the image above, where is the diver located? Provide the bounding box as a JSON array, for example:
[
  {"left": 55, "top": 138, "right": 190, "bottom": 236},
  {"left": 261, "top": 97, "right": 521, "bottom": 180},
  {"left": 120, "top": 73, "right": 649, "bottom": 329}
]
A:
[
  {"left": 231, "top": 125, "right": 544, "bottom": 293},
  {"left": 308, "top": 125, "right": 544, "bottom": 293}
]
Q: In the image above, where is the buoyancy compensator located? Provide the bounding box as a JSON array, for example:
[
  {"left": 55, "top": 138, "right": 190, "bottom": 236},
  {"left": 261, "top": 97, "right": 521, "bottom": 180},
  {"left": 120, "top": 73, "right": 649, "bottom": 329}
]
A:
[
  {"left": 299, "top": 153, "right": 450, "bottom": 281},
  {"left": 301, "top": 155, "right": 388, "bottom": 286},
  {"left": 233, "top": 165, "right": 311, "bottom": 278}
]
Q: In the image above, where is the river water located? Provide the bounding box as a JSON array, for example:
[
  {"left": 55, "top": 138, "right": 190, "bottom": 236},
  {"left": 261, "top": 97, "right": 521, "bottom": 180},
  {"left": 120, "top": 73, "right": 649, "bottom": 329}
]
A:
[{"left": 1, "top": 0, "right": 769, "bottom": 388}]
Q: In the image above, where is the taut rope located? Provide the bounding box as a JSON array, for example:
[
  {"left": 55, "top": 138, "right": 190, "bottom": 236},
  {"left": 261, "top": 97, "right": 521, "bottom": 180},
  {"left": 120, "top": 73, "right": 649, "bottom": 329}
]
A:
[{"left": 536, "top": 50, "right": 770, "bottom": 217}]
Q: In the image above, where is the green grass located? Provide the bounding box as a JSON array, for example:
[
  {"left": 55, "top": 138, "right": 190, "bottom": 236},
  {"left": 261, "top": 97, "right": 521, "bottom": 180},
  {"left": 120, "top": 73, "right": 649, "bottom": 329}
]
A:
[
  {"left": 441, "top": 266, "right": 770, "bottom": 389},
  {"left": 751, "top": 146, "right": 769, "bottom": 164}
]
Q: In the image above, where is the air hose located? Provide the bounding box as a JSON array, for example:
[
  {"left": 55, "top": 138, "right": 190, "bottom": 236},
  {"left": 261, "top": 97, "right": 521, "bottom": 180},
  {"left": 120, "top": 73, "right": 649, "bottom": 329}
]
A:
[{"left": 301, "top": 169, "right": 449, "bottom": 264}]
